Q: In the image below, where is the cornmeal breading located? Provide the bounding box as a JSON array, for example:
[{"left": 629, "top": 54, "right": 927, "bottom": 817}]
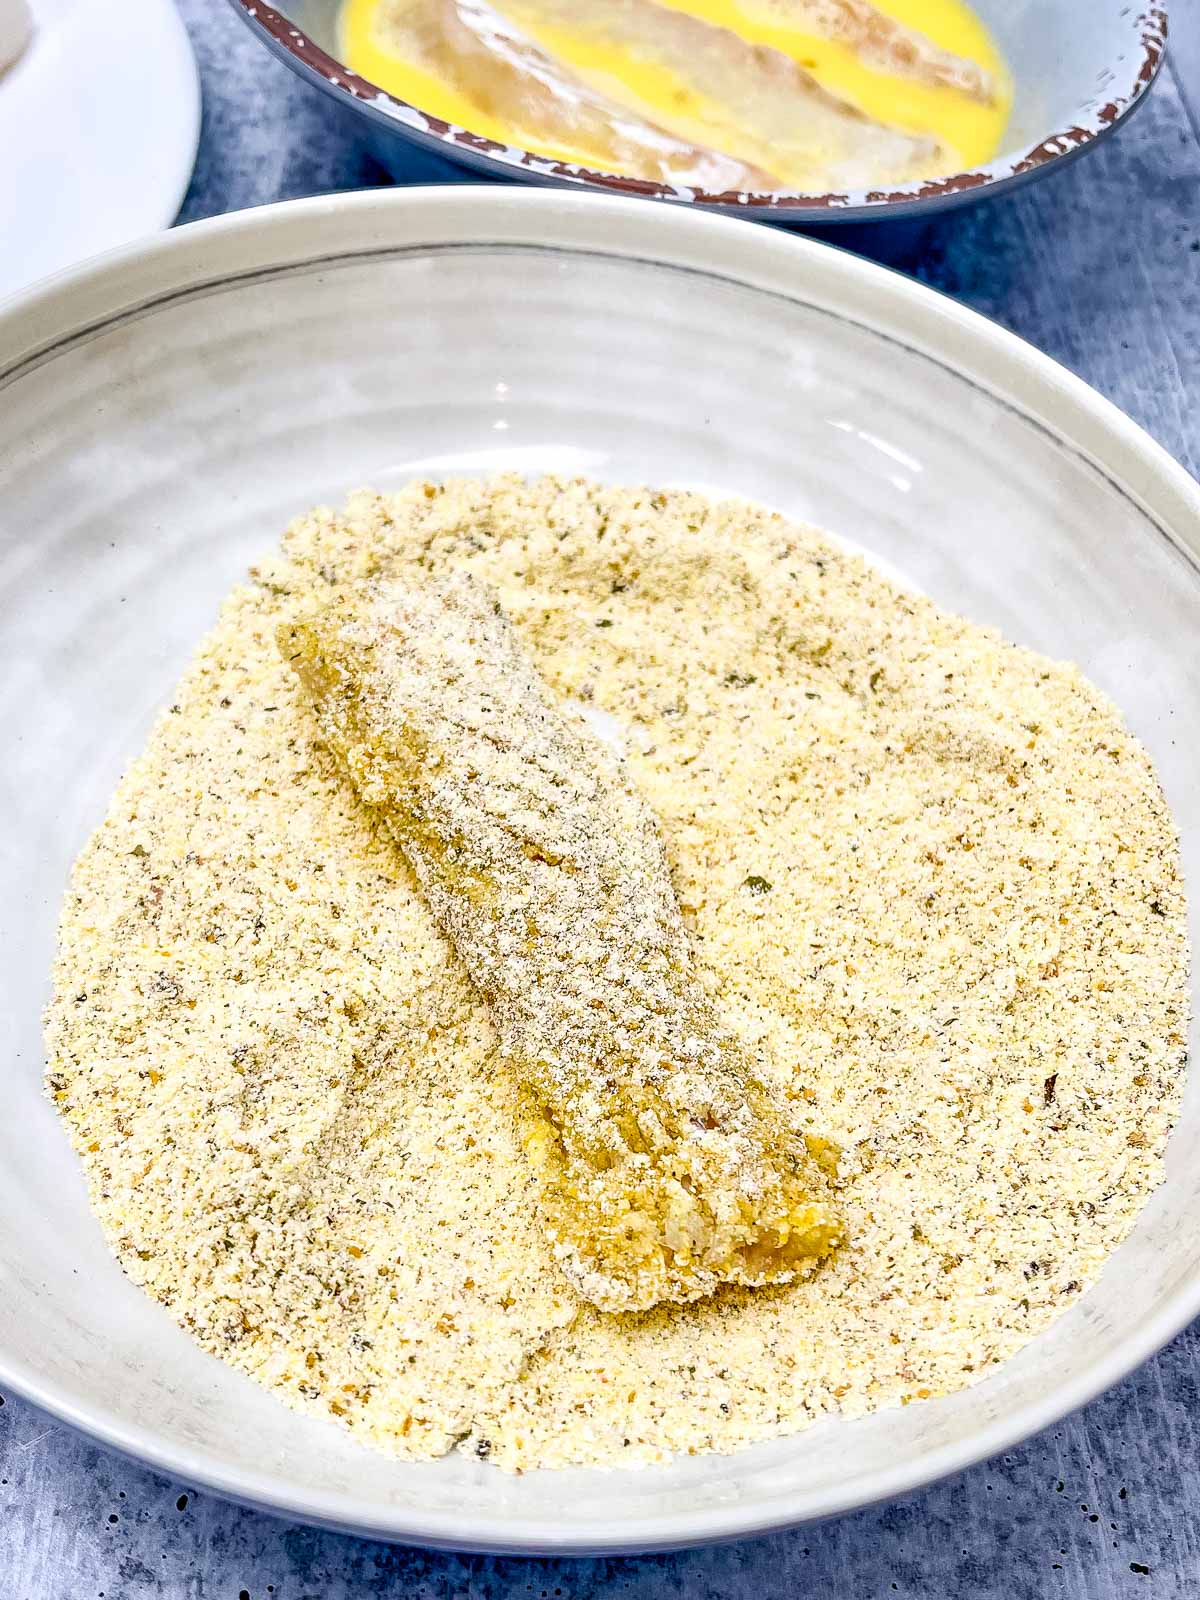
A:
[{"left": 45, "top": 476, "right": 1189, "bottom": 1471}]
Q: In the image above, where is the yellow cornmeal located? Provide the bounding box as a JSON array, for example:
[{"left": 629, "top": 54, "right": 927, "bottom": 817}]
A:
[{"left": 45, "top": 477, "right": 1189, "bottom": 1471}]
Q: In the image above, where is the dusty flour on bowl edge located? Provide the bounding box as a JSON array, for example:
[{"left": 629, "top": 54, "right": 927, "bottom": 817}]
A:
[{"left": 45, "top": 476, "right": 1189, "bottom": 1472}]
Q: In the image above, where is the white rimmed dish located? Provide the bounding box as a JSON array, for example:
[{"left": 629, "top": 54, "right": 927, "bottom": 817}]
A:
[
  {"left": 0, "top": 187, "right": 1197, "bottom": 1554},
  {"left": 0, "top": 0, "right": 200, "bottom": 301}
]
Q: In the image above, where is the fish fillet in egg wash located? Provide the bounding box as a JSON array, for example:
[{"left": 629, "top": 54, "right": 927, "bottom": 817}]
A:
[{"left": 341, "top": 0, "right": 1011, "bottom": 191}]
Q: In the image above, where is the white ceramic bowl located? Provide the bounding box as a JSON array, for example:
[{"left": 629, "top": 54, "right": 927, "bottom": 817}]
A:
[
  {"left": 1, "top": 189, "right": 1197, "bottom": 1554},
  {"left": 230, "top": 0, "right": 1168, "bottom": 223}
]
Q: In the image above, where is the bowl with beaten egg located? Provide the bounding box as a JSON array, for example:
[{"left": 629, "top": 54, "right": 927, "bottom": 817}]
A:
[{"left": 229, "top": 0, "right": 1167, "bottom": 222}]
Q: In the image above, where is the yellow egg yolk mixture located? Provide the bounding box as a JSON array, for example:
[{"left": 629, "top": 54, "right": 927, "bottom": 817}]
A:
[{"left": 341, "top": 0, "right": 1010, "bottom": 192}]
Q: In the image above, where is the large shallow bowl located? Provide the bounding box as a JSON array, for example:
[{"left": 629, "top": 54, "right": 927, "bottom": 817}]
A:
[
  {"left": 1, "top": 188, "right": 1198, "bottom": 1554},
  {"left": 230, "top": 0, "right": 1168, "bottom": 223}
]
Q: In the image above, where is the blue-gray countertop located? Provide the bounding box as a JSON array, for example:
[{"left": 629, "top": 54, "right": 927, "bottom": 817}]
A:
[{"left": 3, "top": 3, "right": 1199, "bottom": 1595}]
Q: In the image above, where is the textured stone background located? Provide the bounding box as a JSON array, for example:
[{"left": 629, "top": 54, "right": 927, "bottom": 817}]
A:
[{"left": 3, "top": 2, "right": 1198, "bottom": 1594}]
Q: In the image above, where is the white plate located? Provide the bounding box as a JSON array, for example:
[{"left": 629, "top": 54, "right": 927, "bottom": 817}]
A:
[
  {"left": 0, "top": 0, "right": 199, "bottom": 301},
  {"left": 0, "top": 188, "right": 1198, "bottom": 1554}
]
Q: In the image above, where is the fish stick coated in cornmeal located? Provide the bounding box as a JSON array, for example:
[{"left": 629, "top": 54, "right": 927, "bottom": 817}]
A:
[{"left": 279, "top": 572, "right": 843, "bottom": 1312}]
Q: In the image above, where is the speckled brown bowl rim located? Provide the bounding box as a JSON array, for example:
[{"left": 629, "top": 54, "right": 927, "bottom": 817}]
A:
[{"left": 229, "top": 0, "right": 1168, "bottom": 222}]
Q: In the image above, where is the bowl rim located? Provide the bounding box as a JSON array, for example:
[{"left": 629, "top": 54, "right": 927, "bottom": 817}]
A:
[
  {"left": 226, "top": 0, "right": 1169, "bottom": 222},
  {"left": 2, "top": 185, "right": 1199, "bottom": 1553}
]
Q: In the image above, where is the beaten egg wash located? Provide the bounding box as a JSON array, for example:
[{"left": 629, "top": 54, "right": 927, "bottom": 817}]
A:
[{"left": 340, "top": 0, "right": 1010, "bottom": 192}]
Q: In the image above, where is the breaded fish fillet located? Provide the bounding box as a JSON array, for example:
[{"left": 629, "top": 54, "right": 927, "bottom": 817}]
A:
[{"left": 280, "top": 573, "right": 842, "bottom": 1312}]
